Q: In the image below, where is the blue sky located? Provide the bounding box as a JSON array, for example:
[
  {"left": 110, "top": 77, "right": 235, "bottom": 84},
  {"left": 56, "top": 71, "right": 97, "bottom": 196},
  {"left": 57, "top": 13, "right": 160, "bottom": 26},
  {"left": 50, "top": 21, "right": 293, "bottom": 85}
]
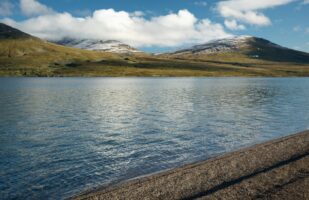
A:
[{"left": 0, "top": 0, "right": 308, "bottom": 52}]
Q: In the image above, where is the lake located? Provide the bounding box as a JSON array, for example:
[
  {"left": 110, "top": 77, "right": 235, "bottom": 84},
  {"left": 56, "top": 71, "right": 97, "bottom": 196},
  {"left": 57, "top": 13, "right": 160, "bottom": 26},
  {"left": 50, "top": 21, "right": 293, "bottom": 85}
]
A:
[{"left": 0, "top": 77, "right": 309, "bottom": 199}]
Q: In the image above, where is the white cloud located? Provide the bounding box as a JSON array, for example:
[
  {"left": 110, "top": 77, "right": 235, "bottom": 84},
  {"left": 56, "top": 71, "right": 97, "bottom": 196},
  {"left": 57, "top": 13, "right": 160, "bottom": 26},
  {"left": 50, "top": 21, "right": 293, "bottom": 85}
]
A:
[
  {"left": 2, "top": 6, "right": 232, "bottom": 47},
  {"left": 217, "top": 0, "right": 295, "bottom": 28},
  {"left": 20, "top": 0, "right": 54, "bottom": 16},
  {"left": 224, "top": 19, "right": 246, "bottom": 30},
  {"left": 0, "top": 1, "right": 14, "bottom": 16}
]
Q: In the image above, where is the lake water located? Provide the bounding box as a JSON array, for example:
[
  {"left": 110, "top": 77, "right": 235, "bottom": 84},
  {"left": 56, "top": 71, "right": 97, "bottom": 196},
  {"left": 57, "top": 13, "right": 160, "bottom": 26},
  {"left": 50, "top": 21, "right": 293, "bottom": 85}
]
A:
[{"left": 0, "top": 77, "right": 309, "bottom": 199}]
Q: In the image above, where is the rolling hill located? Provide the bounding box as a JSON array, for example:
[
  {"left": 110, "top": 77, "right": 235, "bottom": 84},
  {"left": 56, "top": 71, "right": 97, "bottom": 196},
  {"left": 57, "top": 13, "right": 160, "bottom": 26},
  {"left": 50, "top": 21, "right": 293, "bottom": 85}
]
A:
[{"left": 0, "top": 23, "right": 308, "bottom": 77}]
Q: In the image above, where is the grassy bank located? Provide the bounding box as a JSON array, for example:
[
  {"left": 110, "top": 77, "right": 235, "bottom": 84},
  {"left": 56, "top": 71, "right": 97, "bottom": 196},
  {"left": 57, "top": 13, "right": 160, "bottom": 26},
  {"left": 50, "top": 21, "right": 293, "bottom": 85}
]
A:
[{"left": 1, "top": 54, "right": 309, "bottom": 77}]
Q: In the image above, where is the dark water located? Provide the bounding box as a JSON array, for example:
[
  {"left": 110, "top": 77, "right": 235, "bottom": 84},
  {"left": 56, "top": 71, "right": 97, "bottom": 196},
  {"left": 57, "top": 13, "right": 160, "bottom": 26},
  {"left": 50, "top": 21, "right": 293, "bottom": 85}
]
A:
[{"left": 0, "top": 78, "right": 309, "bottom": 199}]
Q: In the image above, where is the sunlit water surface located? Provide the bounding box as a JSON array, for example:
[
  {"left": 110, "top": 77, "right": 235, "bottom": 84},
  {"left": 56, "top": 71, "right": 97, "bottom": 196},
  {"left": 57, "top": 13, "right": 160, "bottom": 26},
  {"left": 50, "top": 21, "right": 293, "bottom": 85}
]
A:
[{"left": 0, "top": 78, "right": 309, "bottom": 199}]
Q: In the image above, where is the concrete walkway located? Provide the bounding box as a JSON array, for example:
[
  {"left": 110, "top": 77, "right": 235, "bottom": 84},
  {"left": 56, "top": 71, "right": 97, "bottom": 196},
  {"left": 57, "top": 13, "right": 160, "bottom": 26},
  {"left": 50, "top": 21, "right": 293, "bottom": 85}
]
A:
[{"left": 72, "top": 130, "right": 309, "bottom": 200}]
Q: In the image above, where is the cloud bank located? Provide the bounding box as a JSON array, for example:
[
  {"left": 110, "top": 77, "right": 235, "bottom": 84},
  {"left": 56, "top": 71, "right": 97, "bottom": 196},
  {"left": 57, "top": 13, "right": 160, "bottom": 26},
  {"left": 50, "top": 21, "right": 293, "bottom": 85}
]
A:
[
  {"left": 217, "top": 0, "right": 295, "bottom": 29},
  {"left": 3, "top": 0, "right": 300, "bottom": 47},
  {"left": 2, "top": 0, "right": 231, "bottom": 47}
]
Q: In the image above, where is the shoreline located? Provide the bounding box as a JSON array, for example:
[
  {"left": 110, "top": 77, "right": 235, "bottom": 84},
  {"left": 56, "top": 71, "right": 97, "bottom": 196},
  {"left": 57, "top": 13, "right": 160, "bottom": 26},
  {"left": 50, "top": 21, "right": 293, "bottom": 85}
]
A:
[
  {"left": 1, "top": 75, "right": 309, "bottom": 78},
  {"left": 72, "top": 130, "right": 309, "bottom": 200}
]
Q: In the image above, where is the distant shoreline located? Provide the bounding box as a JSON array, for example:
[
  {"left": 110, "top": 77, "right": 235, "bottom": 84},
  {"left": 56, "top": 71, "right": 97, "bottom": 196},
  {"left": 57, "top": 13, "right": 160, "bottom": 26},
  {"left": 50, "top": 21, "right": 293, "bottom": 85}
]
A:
[
  {"left": 1, "top": 74, "right": 309, "bottom": 77},
  {"left": 72, "top": 130, "right": 309, "bottom": 200}
]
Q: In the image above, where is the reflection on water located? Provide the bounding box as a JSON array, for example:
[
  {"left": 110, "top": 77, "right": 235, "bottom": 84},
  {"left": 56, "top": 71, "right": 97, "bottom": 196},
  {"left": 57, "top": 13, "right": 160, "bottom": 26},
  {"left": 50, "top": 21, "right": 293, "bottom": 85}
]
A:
[{"left": 0, "top": 77, "right": 309, "bottom": 199}]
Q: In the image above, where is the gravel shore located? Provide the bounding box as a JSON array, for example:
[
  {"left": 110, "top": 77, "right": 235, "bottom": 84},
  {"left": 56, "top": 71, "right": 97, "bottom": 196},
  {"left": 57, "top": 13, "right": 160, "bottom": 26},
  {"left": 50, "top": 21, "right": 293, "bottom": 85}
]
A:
[{"left": 72, "top": 130, "right": 309, "bottom": 200}]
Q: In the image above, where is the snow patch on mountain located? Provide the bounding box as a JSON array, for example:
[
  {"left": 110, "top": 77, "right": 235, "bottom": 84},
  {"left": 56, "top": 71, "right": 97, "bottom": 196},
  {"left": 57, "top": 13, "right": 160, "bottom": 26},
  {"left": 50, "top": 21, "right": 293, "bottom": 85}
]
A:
[
  {"left": 55, "top": 38, "right": 141, "bottom": 54},
  {"left": 173, "top": 35, "right": 253, "bottom": 55}
]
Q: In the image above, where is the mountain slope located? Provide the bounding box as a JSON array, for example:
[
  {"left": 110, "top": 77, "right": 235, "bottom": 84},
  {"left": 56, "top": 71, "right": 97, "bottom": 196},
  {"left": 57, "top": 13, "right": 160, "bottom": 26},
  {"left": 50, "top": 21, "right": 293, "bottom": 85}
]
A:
[
  {"left": 0, "top": 23, "right": 31, "bottom": 39},
  {"left": 173, "top": 36, "right": 252, "bottom": 55},
  {"left": 55, "top": 38, "right": 141, "bottom": 54},
  {"left": 0, "top": 23, "right": 124, "bottom": 75},
  {"left": 168, "top": 36, "right": 309, "bottom": 63},
  {"left": 245, "top": 37, "right": 309, "bottom": 63}
]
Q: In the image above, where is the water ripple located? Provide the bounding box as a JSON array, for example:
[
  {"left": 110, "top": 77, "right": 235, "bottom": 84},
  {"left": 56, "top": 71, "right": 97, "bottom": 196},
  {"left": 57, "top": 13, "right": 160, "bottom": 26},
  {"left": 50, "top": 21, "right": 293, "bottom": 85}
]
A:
[{"left": 0, "top": 77, "right": 309, "bottom": 199}]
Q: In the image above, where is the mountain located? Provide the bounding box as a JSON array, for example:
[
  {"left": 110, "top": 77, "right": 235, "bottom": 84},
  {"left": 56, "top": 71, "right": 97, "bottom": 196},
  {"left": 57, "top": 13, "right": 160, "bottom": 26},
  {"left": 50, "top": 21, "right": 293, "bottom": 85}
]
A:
[
  {"left": 169, "top": 36, "right": 309, "bottom": 63},
  {"left": 0, "top": 23, "right": 308, "bottom": 77},
  {"left": 0, "top": 23, "right": 123, "bottom": 75},
  {"left": 55, "top": 38, "right": 141, "bottom": 54},
  {"left": 173, "top": 36, "right": 252, "bottom": 55}
]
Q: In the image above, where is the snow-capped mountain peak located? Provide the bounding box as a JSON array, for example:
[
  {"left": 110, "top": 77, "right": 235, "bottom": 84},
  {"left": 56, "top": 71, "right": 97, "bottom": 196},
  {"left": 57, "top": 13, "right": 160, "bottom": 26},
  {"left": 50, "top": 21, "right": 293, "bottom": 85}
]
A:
[
  {"left": 173, "top": 35, "right": 253, "bottom": 55},
  {"left": 55, "top": 38, "right": 141, "bottom": 54}
]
